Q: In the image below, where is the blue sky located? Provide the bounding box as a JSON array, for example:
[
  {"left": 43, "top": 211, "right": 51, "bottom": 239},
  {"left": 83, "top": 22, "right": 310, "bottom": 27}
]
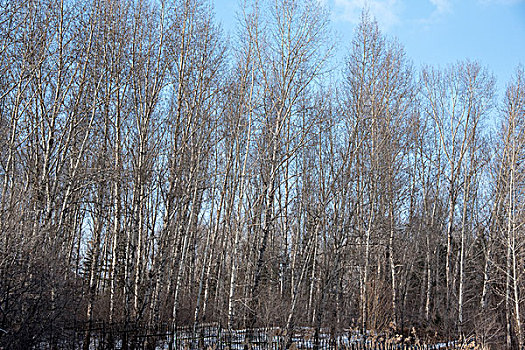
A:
[{"left": 213, "top": 0, "right": 525, "bottom": 99}]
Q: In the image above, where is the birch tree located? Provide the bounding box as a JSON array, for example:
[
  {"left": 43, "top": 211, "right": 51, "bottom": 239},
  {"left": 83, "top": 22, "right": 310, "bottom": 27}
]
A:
[
  {"left": 343, "top": 12, "right": 415, "bottom": 331},
  {"left": 497, "top": 67, "right": 525, "bottom": 349}
]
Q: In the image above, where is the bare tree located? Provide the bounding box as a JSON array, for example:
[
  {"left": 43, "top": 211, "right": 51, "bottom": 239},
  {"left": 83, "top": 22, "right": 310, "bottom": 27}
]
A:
[
  {"left": 495, "top": 66, "right": 525, "bottom": 349},
  {"left": 343, "top": 11, "right": 416, "bottom": 332},
  {"left": 422, "top": 61, "right": 494, "bottom": 334}
]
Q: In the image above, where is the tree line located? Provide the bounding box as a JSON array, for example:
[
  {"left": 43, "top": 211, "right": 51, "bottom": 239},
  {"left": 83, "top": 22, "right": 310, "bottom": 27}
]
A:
[{"left": 0, "top": 0, "right": 523, "bottom": 348}]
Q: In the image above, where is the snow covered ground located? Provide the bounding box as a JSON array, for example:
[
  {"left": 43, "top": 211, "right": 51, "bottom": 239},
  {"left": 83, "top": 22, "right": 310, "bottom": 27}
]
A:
[{"left": 69, "top": 325, "right": 465, "bottom": 350}]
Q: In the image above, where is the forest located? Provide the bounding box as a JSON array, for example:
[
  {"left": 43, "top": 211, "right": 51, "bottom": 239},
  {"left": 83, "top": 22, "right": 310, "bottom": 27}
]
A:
[{"left": 0, "top": 0, "right": 524, "bottom": 349}]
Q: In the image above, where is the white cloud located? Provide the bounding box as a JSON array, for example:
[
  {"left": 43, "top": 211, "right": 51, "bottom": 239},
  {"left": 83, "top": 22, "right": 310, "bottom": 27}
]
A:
[
  {"left": 430, "top": 0, "right": 452, "bottom": 14},
  {"left": 333, "top": 0, "right": 402, "bottom": 30},
  {"left": 478, "top": 0, "right": 525, "bottom": 4},
  {"left": 415, "top": 0, "right": 452, "bottom": 28}
]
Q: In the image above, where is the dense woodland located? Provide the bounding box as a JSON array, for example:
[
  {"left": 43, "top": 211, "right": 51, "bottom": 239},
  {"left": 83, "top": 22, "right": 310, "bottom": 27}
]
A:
[{"left": 0, "top": 0, "right": 524, "bottom": 348}]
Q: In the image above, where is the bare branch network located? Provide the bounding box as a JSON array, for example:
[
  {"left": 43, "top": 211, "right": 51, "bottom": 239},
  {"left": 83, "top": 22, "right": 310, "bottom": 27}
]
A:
[{"left": 0, "top": 0, "right": 523, "bottom": 349}]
